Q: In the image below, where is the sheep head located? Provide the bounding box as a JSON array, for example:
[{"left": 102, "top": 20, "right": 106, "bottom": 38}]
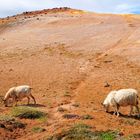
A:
[
  {"left": 0, "top": 95, "right": 4, "bottom": 102},
  {"left": 101, "top": 102, "right": 109, "bottom": 112},
  {"left": 0, "top": 96, "right": 7, "bottom": 107}
]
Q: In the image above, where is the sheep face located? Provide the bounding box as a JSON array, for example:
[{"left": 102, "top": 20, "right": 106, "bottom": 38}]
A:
[
  {"left": 3, "top": 100, "right": 8, "bottom": 107},
  {"left": 102, "top": 103, "right": 109, "bottom": 112},
  {"left": 102, "top": 98, "right": 110, "bottom": 112},
  {"left": 102, "top": 90, "right": 117, "bottom": 113},
  {"left": 0, "top": 96, "right": 8, "bottom": 107}
]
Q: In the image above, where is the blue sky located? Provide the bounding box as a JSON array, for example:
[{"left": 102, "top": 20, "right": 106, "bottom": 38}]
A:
[{"left": 0, "top": 0, "right": 140, "bottom": 17}]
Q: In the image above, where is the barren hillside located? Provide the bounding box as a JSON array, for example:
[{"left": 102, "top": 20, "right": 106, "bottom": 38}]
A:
[{"left": 0, "top": 8, "right": 140, "bottom": 139}]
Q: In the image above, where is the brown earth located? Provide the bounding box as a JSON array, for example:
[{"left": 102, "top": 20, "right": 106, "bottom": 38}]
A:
[{"left": 0, "top": 7, "right": 140, "bottom": 139}]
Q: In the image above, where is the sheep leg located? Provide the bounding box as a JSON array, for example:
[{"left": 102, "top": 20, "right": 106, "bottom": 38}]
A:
[
  {"left": 135, "top": 105, "right": 140, "bottom": 117},
  {"left": 14, "top": 101, "right": 17, "bottom": 107},
  {"left": 27, "top": 97, "right": 30, "bottom": 104},
  {"left": 113, "top": 110, "right": 117, "bottom": 115},
  {"left": 129, "top": 105, "right": 133, "bottom": 116},
  {"left": 113, "top": 104, "right": 119, "bottom": 116},
  {"left": 115, "top": 104, "right": 120, "bottom": 117},
  {"left": 113, "top": 105, "right": 117, "bottom": 115},
  {"left": 30, "top": 94, "right": 36, "bottom": 104},
  {"left": 13, "top": 96, "right": 17, "bottom": 107}
]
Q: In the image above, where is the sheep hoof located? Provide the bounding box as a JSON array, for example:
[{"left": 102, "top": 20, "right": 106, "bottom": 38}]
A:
[
  {"left": 117, "top": 113, "right": 120, "bottom": 117},
  {"left": 113, "top": 112, "right": 116, "bottom": 115}
]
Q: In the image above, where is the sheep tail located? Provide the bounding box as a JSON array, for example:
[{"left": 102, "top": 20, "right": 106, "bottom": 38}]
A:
[
  {"left": 29, "top": 87, "right": 33, "bottom": 90},
  {"left": 136, "top": 95, "right": 139, "bottom": 104}
]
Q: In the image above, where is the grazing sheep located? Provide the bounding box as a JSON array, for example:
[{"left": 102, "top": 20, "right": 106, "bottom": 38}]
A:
[
  {"left": 102, "top": 89, "right": 139, "bottom": 117},
  {"left": 1, "top": 85, "right": 36, "bottom": 107}
]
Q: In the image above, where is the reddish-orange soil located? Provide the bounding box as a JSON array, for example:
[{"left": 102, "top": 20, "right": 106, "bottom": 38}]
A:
[{"left": 0, "top": 7, "right": 140, "bottom": 139}]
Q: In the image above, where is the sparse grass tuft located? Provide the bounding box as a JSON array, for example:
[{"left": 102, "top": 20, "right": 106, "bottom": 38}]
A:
[
  {"left": 57, "top": 107, "right": 67, "bottom": 112},
  {"left": 64, "top": 123, "right": 95, "bottom": 140},
  {"left": 47, "top": 123, "right": 97, "bottom": 140},
  {"left": 63, "top": 90, "right": 72, "bottom": 97},
  {"left": 46, "top": 124, "right": 120, "bottom": 140},
  {"left": 12, "top": 121, "right": 26, "bottom": 129},
  {"left": 81, "top": 114, "right": 93, "bottom": 120},
  {"left": 128, "top": 134, "right": 140, "bottom": 139},
  {"left": 38, "top": 116, "right": 48, "bottom": 123},
  {"left": 0, "top": 115, "right": 15, "bottom": 122},
  {"left": 32, "top": 126, "right": 46, "bottom": 133},
  {"left": 124, "top": 119, "right": 136, "bottom": 126},
  {"left": 0, "top": 115, "right": 26, "bottom": 130},
  {"left": 72, "top": 103, "right": 80, "bottom": 107},
  {"left": 62, "top": 114, "right": 80, "bottom": 119},
  {"left": 11, "top": 106, "right": 46, "bottom": 119},
  {"left": 99, "top": 131, "right": 118, "bottom": 140},
  {"left": 124, "top": 135, "right": 135, "bottom": 140}
]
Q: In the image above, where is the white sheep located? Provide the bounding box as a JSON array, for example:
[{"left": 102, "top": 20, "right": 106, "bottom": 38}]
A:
[
  {"left": 102, "top": 88, "right": 139, "bottom": 117},
  {"left": 1, "top": 85, "right": 36, "bottom": 107}
]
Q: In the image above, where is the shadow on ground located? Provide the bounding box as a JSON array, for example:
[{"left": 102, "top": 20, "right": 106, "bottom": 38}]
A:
[
  {"left": 108, "top": 111, "right": 140, "bottom": 120},
  {"left": 19, "top": 104, "right": 46, "bottom": 107}
]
